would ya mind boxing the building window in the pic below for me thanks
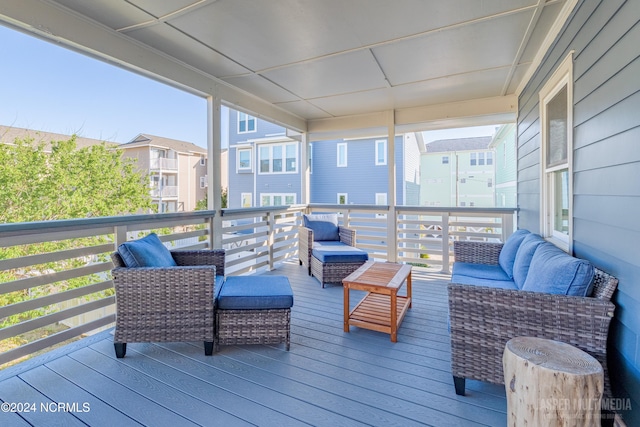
[375,193,387,218]
[470,153,477,166]
[486,151,493,165]
[442,156,449,164]
[200,155,205,166]
[258,143,297,174]
[241,193,252,208]
[238,112,256,133]
[540,52,573,251]
[337,143,347,167]
[260,193,296,207]
[237,148,252,171]
[200,176,207,189]
[337,193,348,204]
[375,140,387,165]
[309,143,313,174]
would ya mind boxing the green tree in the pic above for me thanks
[0,136,152,222]
[196,187,228,210]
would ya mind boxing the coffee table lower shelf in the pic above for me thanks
[347,293,411,340]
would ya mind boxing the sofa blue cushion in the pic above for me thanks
[312,241,369,263]
[452,262,512,281]
[451,273,518,290]
[522,243,595,296]
[217,276,294,310]
[117,233,177,268]
[498,229,530,279]
[512,233,545,289]
[304,213,340,241]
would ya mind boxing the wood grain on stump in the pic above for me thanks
[503,336,603,427]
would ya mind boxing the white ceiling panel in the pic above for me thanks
[520,1,566,64]
[222,74,301,104]
[53,0,152,30]
[126,0,206,19]
[127,25,250,78]
[273,100,333,121]
[261,50,388,100]
[373,9,535,86]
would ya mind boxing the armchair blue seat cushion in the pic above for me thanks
[312,241,369,263]
[522,243,595,296]
[498,229,530,279]
[117,233,177,268]
[303,213,340,241]
[217,276,294,310]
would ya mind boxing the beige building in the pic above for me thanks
[119,134,218,213]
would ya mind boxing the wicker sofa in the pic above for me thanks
[299,213,368,287]
[448,231,618,397]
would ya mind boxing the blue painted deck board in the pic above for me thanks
[0,260,507,426]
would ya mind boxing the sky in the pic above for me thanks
[1,24,497,149]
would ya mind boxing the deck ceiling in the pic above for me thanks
[1,0,570,134]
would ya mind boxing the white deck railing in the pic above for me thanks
[0,205,516,367]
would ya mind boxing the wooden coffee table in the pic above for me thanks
[342,261,412,342]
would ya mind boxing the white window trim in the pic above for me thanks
[375,192,388,218]
[375,139,387,165]
[200,155,205,166]
[337,193,348,205]
[539,51,574,253]
[337,143,347,167]
[199,176,207,189]
[237,147,253,171]
[241,192,252,208]
[257,142,298,174]
[237,112,257,134]
[260,193,296,207]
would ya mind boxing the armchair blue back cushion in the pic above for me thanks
[303,213,340,241]
[117,233,177,267]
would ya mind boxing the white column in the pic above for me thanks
[300,132,309,206]
[387,110,397,262]
[207,96,223,249]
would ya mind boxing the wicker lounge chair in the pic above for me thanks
[448,240,618,397]
[110,249,225,358]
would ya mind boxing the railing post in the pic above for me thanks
[114,225,127,248]
[268,211,275,270]
[387,205,397,262]
[502,212,515,242]
[441,212,450,274]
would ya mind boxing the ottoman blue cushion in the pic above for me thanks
[311,241,369,263]
[217,276,294,310]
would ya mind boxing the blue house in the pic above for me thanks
[228,110,422,208]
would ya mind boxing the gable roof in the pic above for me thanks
[120,133,207,155]
[0,125,116,151]
[425,136,492,153]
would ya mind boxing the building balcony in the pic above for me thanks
[149,158,178,171]
[150,186,179,198]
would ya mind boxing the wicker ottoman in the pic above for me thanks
[215,276,294,352]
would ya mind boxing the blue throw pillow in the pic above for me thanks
[512,233,545,289]
[303,213,340,241]
[498,229,530,279]
[117,233,177,267]
[522,243,595,296]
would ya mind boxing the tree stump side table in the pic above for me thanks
[503,336,603,427]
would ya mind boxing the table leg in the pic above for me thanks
[390,291,397,342]
[343,284,350,333]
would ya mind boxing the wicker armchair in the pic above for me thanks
[110,249,225,358]
[299,226,366,287]
[448,240,618,397]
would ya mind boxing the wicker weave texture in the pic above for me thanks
[452,241,503,264]
[110,249,225,345]
[448,252,618,397]
[215,308,291,350]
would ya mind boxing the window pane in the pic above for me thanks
[261,195,270,206]
[470,153,477,166]
[478,153,485,166]
[546,86,568,168]
[286,144,296,172]
[239,150,251,168]
[553,169,570,235]
[442,156,449,164]
[273,195,282,205]
[273,146,282,172]
[259,146,270,172]
[338,194,346,204]
[487,152,493,165]
[247,117,256,132]
[285,195,294,205]
[337,144,347,166]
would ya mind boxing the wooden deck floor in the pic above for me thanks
[0,260,506,427]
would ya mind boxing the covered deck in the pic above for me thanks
[0,260,506,427]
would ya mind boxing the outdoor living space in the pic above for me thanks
[0,260,507,427]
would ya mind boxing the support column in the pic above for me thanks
[300,132,310,206]
[207,96,223,249]
[387,110,397,262]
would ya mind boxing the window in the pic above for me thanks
[237,148,252,171]
[540,52,573,251]
[200,176,207,188]
[337,193,348,204]
[260,193,296,206]
[241,193,252,208]
[486,151,493,166]
[238,112,256,133]
[375,193,387,218]
[375,140,387,165]
[470,153,477,166]
[488,178,493,188]
[442,156,449,164]
[258,143,297,174]
[200,155,205,166]
[337,143,347,167]
[309,143,313,174]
